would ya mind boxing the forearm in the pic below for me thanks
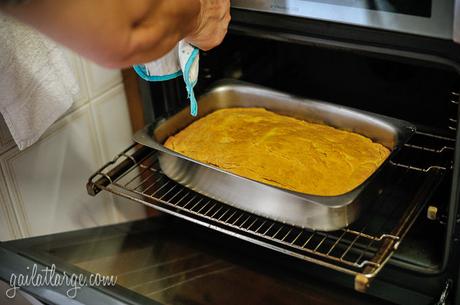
[1,0,201,67]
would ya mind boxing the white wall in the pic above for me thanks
[0,51,147,241]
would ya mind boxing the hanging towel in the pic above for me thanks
[0,14,79,150]
[134,40,200,116]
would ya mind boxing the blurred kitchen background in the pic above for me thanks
[0,50,147,241]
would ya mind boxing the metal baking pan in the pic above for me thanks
[133,80,415,231]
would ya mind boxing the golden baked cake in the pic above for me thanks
[164,108,390,196]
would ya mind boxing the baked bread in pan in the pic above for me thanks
[164,108,390,196]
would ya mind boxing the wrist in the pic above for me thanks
[180,0,201,38]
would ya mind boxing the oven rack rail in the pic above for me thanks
[87,131,453,292]
[449,91,459,132]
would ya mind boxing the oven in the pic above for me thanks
[1,1,460,305]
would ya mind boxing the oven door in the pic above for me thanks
[0,216,395,305]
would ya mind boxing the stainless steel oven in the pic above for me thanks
[233,0,454,39]
[1,1,460,305]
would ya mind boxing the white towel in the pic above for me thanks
[134,41,199,116]
[0,14,79,150]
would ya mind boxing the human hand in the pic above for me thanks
[1,0,203,68]
[186,0,231,51]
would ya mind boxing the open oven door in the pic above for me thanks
[0,216,397,305]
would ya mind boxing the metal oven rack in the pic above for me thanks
[87,131,454,292]
[449,91,459,133]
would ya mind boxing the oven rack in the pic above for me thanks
[449,91,459,132]
[87,131,453,292]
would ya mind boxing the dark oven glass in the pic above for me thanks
[1,217,394,305]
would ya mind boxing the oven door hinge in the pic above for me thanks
[433,279,452,305]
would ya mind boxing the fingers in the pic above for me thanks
[186,0,231,51]
[104,0,201,67]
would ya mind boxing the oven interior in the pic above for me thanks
[85,33,460,304]
[150,34,459,134]
[143,32,458,277]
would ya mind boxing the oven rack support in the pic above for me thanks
[87,131,452,292]
[449,92,459,132]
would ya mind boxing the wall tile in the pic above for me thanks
[0,104,117,237]
[82,60,122,99]
[90,84,134,160]
[0,212,18,241]
[90,84,147,221]
[0,49,146,239]
[0,212,14,241]
[111,196,147,223]
[0,167,20,241]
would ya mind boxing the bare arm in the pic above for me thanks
[1,0,230,68]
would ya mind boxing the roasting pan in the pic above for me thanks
[133,80,416,231]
